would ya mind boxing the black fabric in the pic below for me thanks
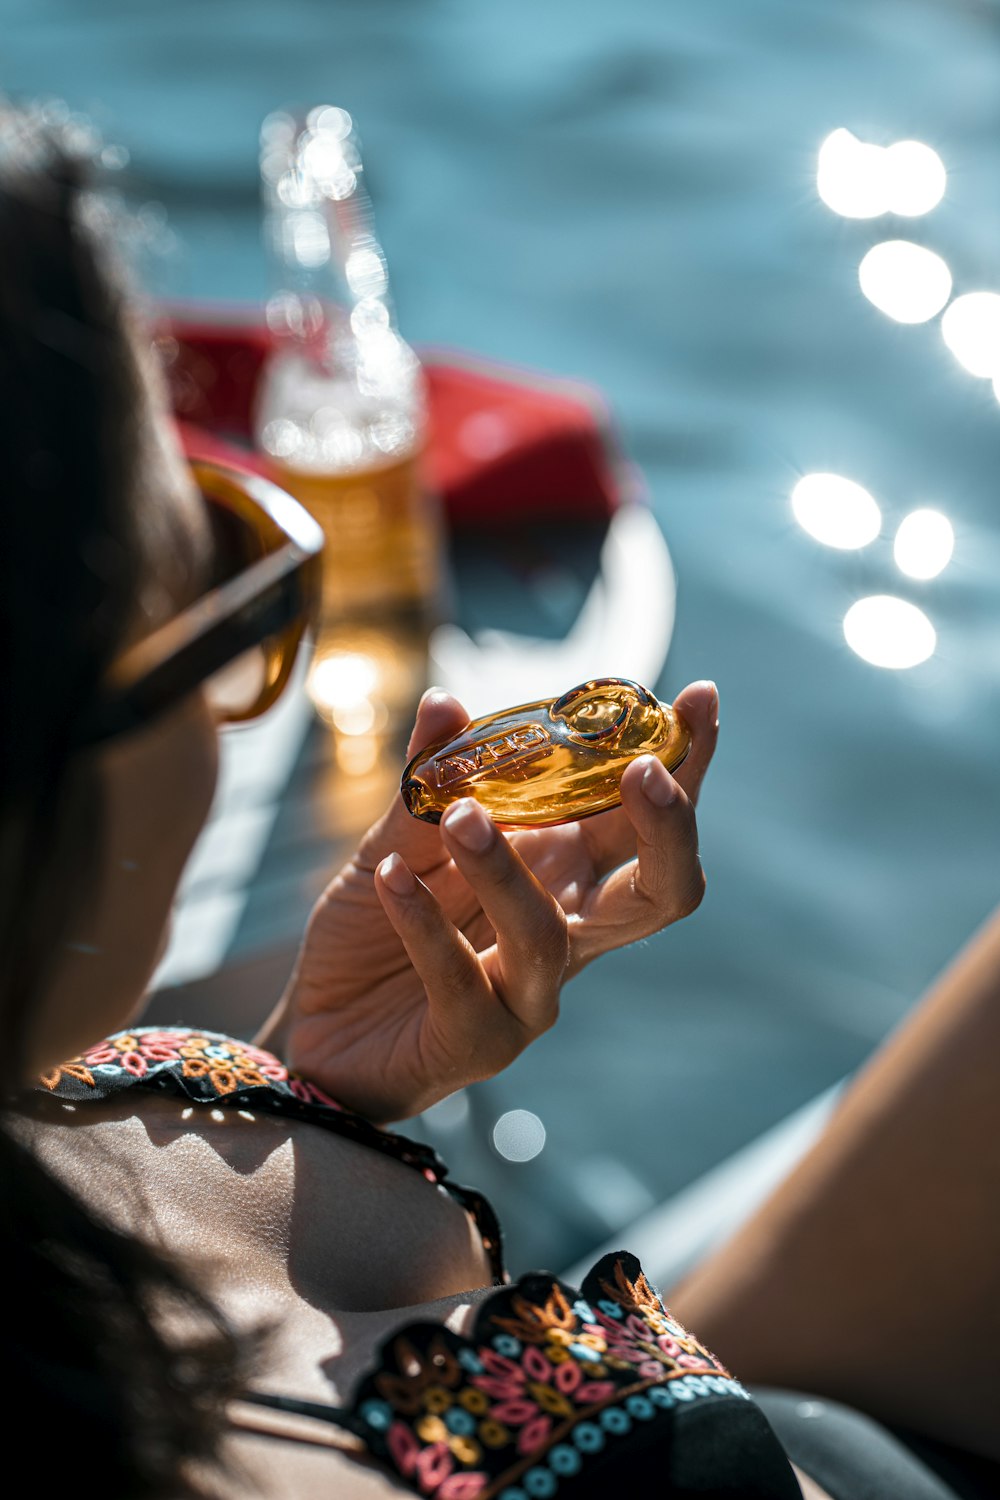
[752,1389,1000,1500]
[247,1253,802,1499]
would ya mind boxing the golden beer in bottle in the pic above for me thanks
[256,106,442,746]
[402,677,690,827]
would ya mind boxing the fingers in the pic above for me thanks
[374,796,568,1039]
[581,680,719,877]
[439,799,569,1030]
[355,688,471,875]
[374,851,495,1031]
[572,753,705,970]
[405,688,469,760]
[669,680,719,807]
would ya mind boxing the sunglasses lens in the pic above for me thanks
[205,646,271,720]
[202,490,300,725]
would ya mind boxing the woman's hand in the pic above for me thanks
[259,680,718,1123]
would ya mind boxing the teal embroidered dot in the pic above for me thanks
[445,1406,476,1436]
[568,1342,601,1363]
[672,1380,695,1401]
[523,1468,557,1498]
[205,1045,231,1059]
[499,1490,529,1500]
[706,1376,729,1395]
[626,1394,654,1421]
[572,1422,604,1453]
[684,1376,708,1397]
[600,1407,631,1435]
[549,1444,581,1476]
[457,1349,485,1374]
[360,1399,392,1430]
[650,1385,675,1409]
[597,1299,622,1319]
[493,1334,521,1357]
[572,1299,595,1322]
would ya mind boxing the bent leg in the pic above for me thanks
[670,904,1000,1461]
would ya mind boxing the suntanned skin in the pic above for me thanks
[19,1095,836,1500]
[22,393,755,1490]
[671,902,1000,1466]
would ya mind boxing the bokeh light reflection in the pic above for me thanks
[893,509,954,580]
[858,241,952,324]
[492,1109,546,1163]
[817,130,945,219]
[817,129,888,218]
[941,293,1000,379]
[791,473,881,549]
[883,140,947,216]
[843,596,936,669]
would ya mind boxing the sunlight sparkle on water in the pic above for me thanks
[843,596,936,669]
[893,509,954,580]
[791,473,881,550]
[941,293,1000,379]
[858,241,952,324]
[817,130,945,219]
[882,140,947,216]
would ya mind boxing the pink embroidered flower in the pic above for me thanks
[384,1432,488,1499]
[84,1046,121,1066]
[438,1476,487,1500]
[516,1412,552,1455]
[473,1341,613,1423]
[289,1077,342,1108]
[139,1043,181,1061]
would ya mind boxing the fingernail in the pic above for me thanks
[379,852,415,896]
[420,685,447,707]
[442,798,495,853]
[640,756,677,807]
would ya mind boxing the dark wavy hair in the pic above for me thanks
[0,105,249,1495]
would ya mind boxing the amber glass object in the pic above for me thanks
[401,677,690,827]
[256,106,443,737]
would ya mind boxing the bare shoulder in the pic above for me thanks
[207,1423,412,1499]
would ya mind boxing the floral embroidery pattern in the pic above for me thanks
[35,1027,504,1283]
[353,1252,750,1500]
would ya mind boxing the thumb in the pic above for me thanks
[356,689,471,872]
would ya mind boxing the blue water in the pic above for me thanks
[5,0,1000,1270]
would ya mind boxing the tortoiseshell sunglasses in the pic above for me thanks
[74,461,324,747]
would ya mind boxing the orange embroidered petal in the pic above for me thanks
[61,1063,95,1087]
[478,1421,510,1448]
[458,1389,489,1415]
[209,1068,238,1095]
[182,1058,211,1078]
[493,1282,574,1344]
[530,1384,573,1417]
[39,1068,62,1091]
[235,1067,267,1088]
[449,1436,482,1466]
[600,1258,663,1316]
[415,1415,448,1444]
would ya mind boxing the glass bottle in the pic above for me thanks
[255,106,443,760]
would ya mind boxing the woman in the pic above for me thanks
[3,106,997,1500]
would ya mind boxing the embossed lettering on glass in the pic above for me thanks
[402,677,691,827]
